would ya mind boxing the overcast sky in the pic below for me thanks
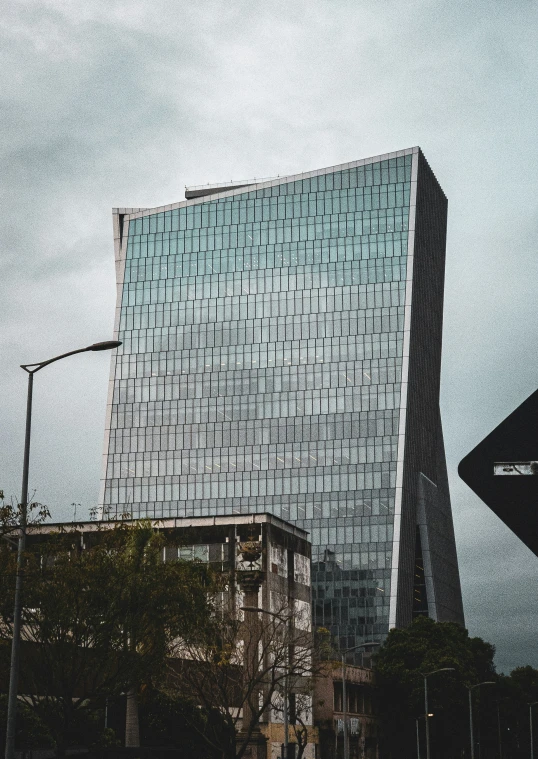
[1,0,537,674]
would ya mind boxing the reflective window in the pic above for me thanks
[104,155,414,649]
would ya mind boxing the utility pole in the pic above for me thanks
[5,340,121,759]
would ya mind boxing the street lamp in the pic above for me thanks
[341,641,381,759]
[241,606,292,759]
[5,339,121,759]
[529,702,538,759]
[416,714,434,759]
[422,668,455,759]
[468,681,495,759]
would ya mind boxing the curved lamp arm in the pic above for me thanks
[21,340,122,374]
[6,337,121,759]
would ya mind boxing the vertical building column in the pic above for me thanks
[237,536,267,759]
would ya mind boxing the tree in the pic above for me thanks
[0,521,213,755]
[495,666,538,759]
[374,616,496,759]
[0,489,49,540]
[103,521,214,746]
[167,598,318,759]
[138,688,224,757]
[272,690,312,759]
[0,694,55,750]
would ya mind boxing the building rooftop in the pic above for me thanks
[28,512,309,539]
[113,146,419,218]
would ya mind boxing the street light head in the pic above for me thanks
[470,680,496,690]
[423,667,456,678]
[343,641,381,655]
[87,340,122,351]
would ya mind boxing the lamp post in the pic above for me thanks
[5,340,121,759]
[341,641,380,759]
[529,702,538,759]
[468,681,495,759]
[496,701,503,759]
[416,714,434,759]
[422,668,455,759]
[241,606,292,759]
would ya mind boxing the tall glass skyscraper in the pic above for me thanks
[100,147,464,653]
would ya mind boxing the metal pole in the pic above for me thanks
[424,677,430,759]
[343,654,348,759]
[497,702,502,759]
[469,688,475,759]
[4,340,120,759]
[5,371,33,759]
[530,704,534,759]
[283,670,288,759]
[281,611,292,759]
[416,718,421,759]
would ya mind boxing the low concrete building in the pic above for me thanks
[28,512,318,759]
[314,662,379,759]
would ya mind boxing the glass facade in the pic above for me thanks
[101,149,463,656]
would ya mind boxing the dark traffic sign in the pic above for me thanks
[458,389,538,557]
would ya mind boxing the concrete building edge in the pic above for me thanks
[388,149,419,629]
[97,211,130,519]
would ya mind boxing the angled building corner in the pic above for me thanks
[391,151,464,628]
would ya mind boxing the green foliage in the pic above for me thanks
[315,626,336,661]
[495,666,538,759]
[91,727,122,749]
[374,617,496,759]
[139,688,225,757]
[34,701,122,750]
[0,521,214,751]
[376,616,495,699]
[0,489,50,537]
[100,521,214,679]
[506,665,538,701]
[0,695,55,749]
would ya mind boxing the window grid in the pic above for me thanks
[105,157,412,645]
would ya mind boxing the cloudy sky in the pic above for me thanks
[2,0,538,673]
